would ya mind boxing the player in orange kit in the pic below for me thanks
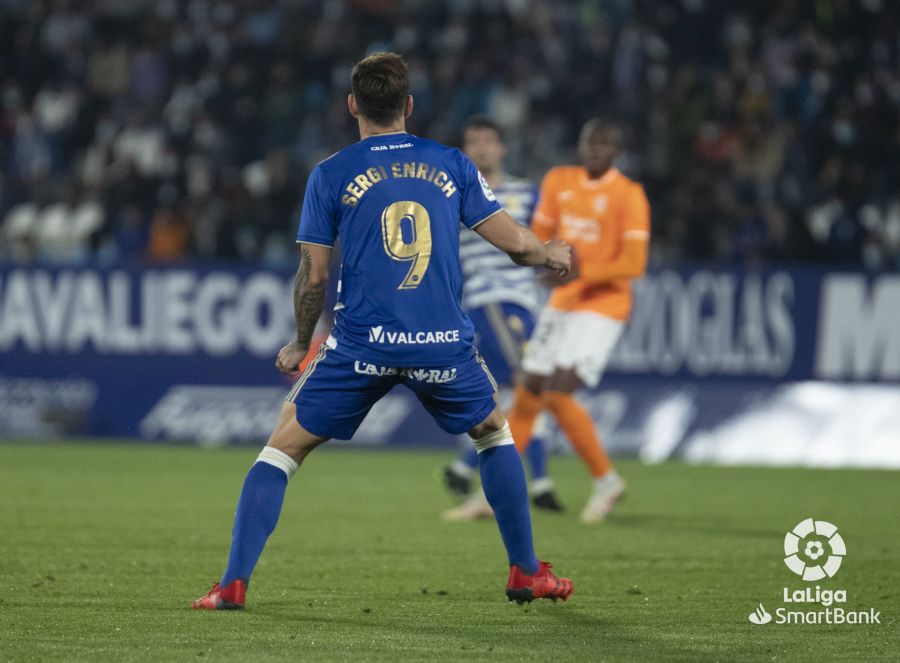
[508,118,650,523]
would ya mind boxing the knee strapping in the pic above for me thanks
[256,446,299,479]
[472,422,515,453]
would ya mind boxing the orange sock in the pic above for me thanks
[542,391,612,478]
[507,384,543,452]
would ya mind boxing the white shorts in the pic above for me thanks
[521,308,624,388]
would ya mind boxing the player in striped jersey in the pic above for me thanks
[442,116,562,520]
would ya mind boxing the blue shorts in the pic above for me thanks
[466,302,536,385]
[286,341,498,440]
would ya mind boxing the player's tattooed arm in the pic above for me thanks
[293,246,328,347]
[276,243,331,375]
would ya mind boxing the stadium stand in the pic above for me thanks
[1,0,899,268]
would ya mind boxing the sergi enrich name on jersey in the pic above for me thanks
[341,162,458,206]
[368,326,461,345]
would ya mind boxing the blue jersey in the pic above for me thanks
[297,131,502,367]
[459,176,540,311]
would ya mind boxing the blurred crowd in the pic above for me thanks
[1,0,899,268]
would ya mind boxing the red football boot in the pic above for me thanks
[191,580,247,610]
[506,561,573,604]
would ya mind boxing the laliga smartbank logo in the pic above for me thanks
[747,518,881,626]
[783,517,845,580]
[748,603,772,625]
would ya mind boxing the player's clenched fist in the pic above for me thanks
[544,240,572,278]
[275,341,308,375]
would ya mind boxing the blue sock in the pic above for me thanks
[479,444,539,574]
[461,446,479,470]
[525,437,548,480]
[220,461,289,586]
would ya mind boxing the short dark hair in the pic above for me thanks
[579,117,625,146]
[462,115,504,143]
[351,52,410,125]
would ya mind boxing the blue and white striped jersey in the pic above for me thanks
[459,176,541,311]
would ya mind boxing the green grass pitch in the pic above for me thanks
[0,442,897,662]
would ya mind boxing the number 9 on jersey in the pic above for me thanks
[381,201,432,289]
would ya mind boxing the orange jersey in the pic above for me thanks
[532,166,650,320]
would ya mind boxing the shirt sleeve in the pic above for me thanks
[457,151,503,229]
[578,183,651,284]
[296,165,338,247]
[531,169,560,242]
[622,183,651,241]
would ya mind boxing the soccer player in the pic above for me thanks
[192,52,573,610]
[441,115,563,517]
[507,118,650,524]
